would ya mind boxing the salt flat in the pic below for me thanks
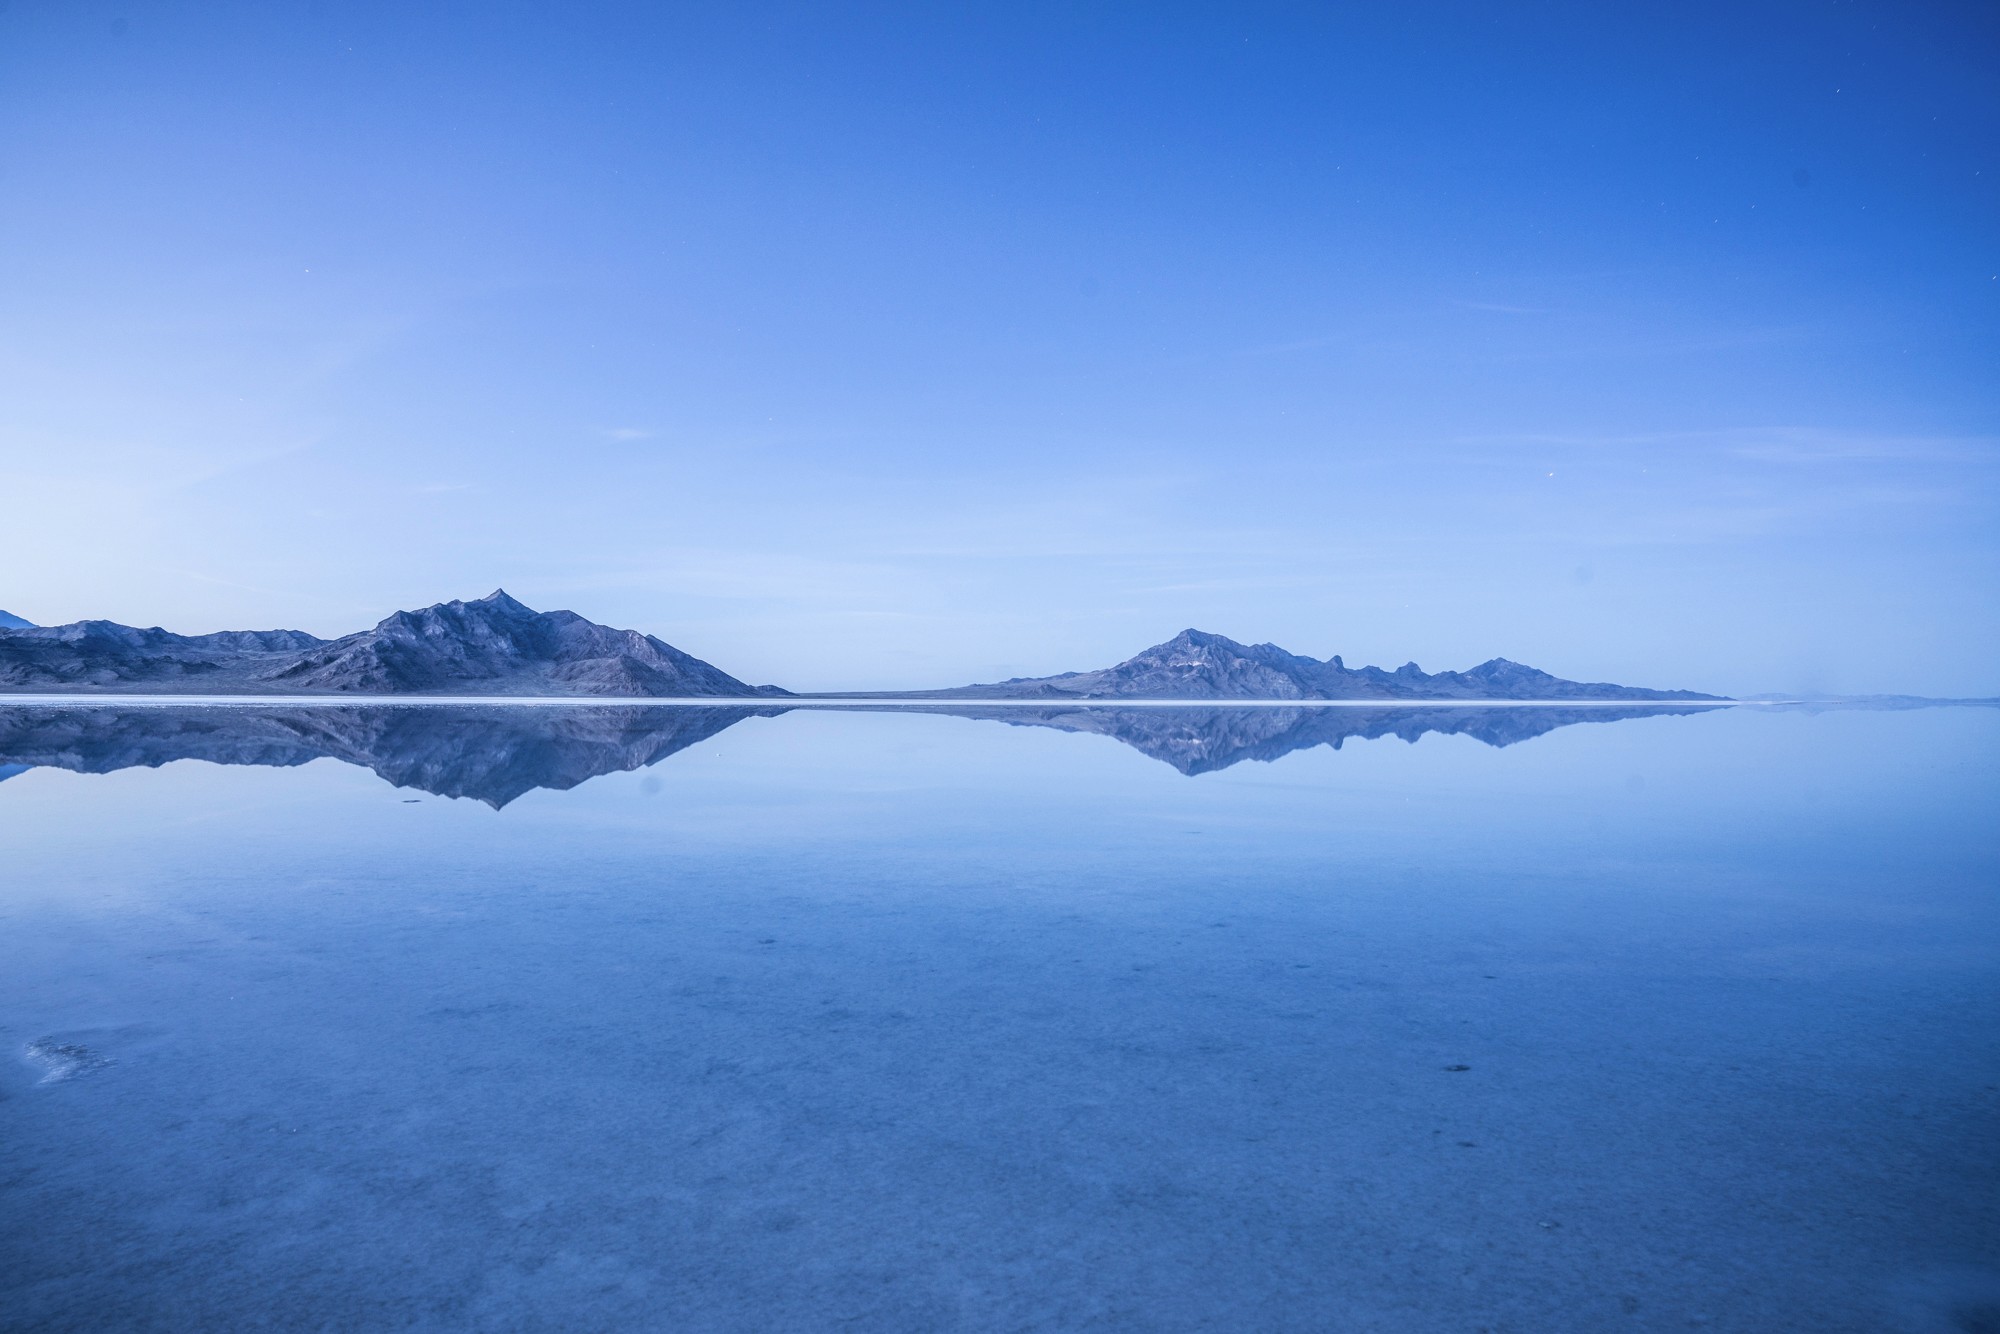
[1,704,1994,1332]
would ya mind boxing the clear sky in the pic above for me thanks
[2,1,1994,694]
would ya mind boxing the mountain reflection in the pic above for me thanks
[924,703,1715,775]
[0,701,1716,804]
[0,704,786,808]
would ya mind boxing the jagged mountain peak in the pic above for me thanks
[378,588,535,628]
[1133,628,1300,664]
[467,588,538,617]
[1138,628,1241,658]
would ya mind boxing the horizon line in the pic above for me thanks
[0,694,1748,709]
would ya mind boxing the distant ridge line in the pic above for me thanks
[3,591,1722,700]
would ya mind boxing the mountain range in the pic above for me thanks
[0,591,787,697]
[0,592,1718,700]
[857,627,1718,702]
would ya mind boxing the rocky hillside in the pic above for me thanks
[0,591,786,697]
[908,629,1718,701]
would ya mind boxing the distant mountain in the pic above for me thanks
[0,620,331,691]
[0,602,1714,700]
[0,610,35,629]
[0,591,787,697]
[878,629,1719,701]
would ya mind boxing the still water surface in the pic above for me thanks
[2,703,1996,1332]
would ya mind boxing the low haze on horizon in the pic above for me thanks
[2,1,1995,696]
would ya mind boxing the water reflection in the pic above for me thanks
[0,701,1732,804]
[934,702,1716,775]
[0,704,785,807]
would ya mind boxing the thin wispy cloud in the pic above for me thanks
[1449,427,1998,467]
[1229,334,1345,357]
[1482,323,1824,363]
[1456,300,1549,315]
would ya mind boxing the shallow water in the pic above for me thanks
[2,704,1996,1332]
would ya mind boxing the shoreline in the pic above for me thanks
[0,694,1745,709]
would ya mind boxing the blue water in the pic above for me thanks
[2,704,1996,1332]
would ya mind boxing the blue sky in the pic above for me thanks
[2,1,1994,694]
